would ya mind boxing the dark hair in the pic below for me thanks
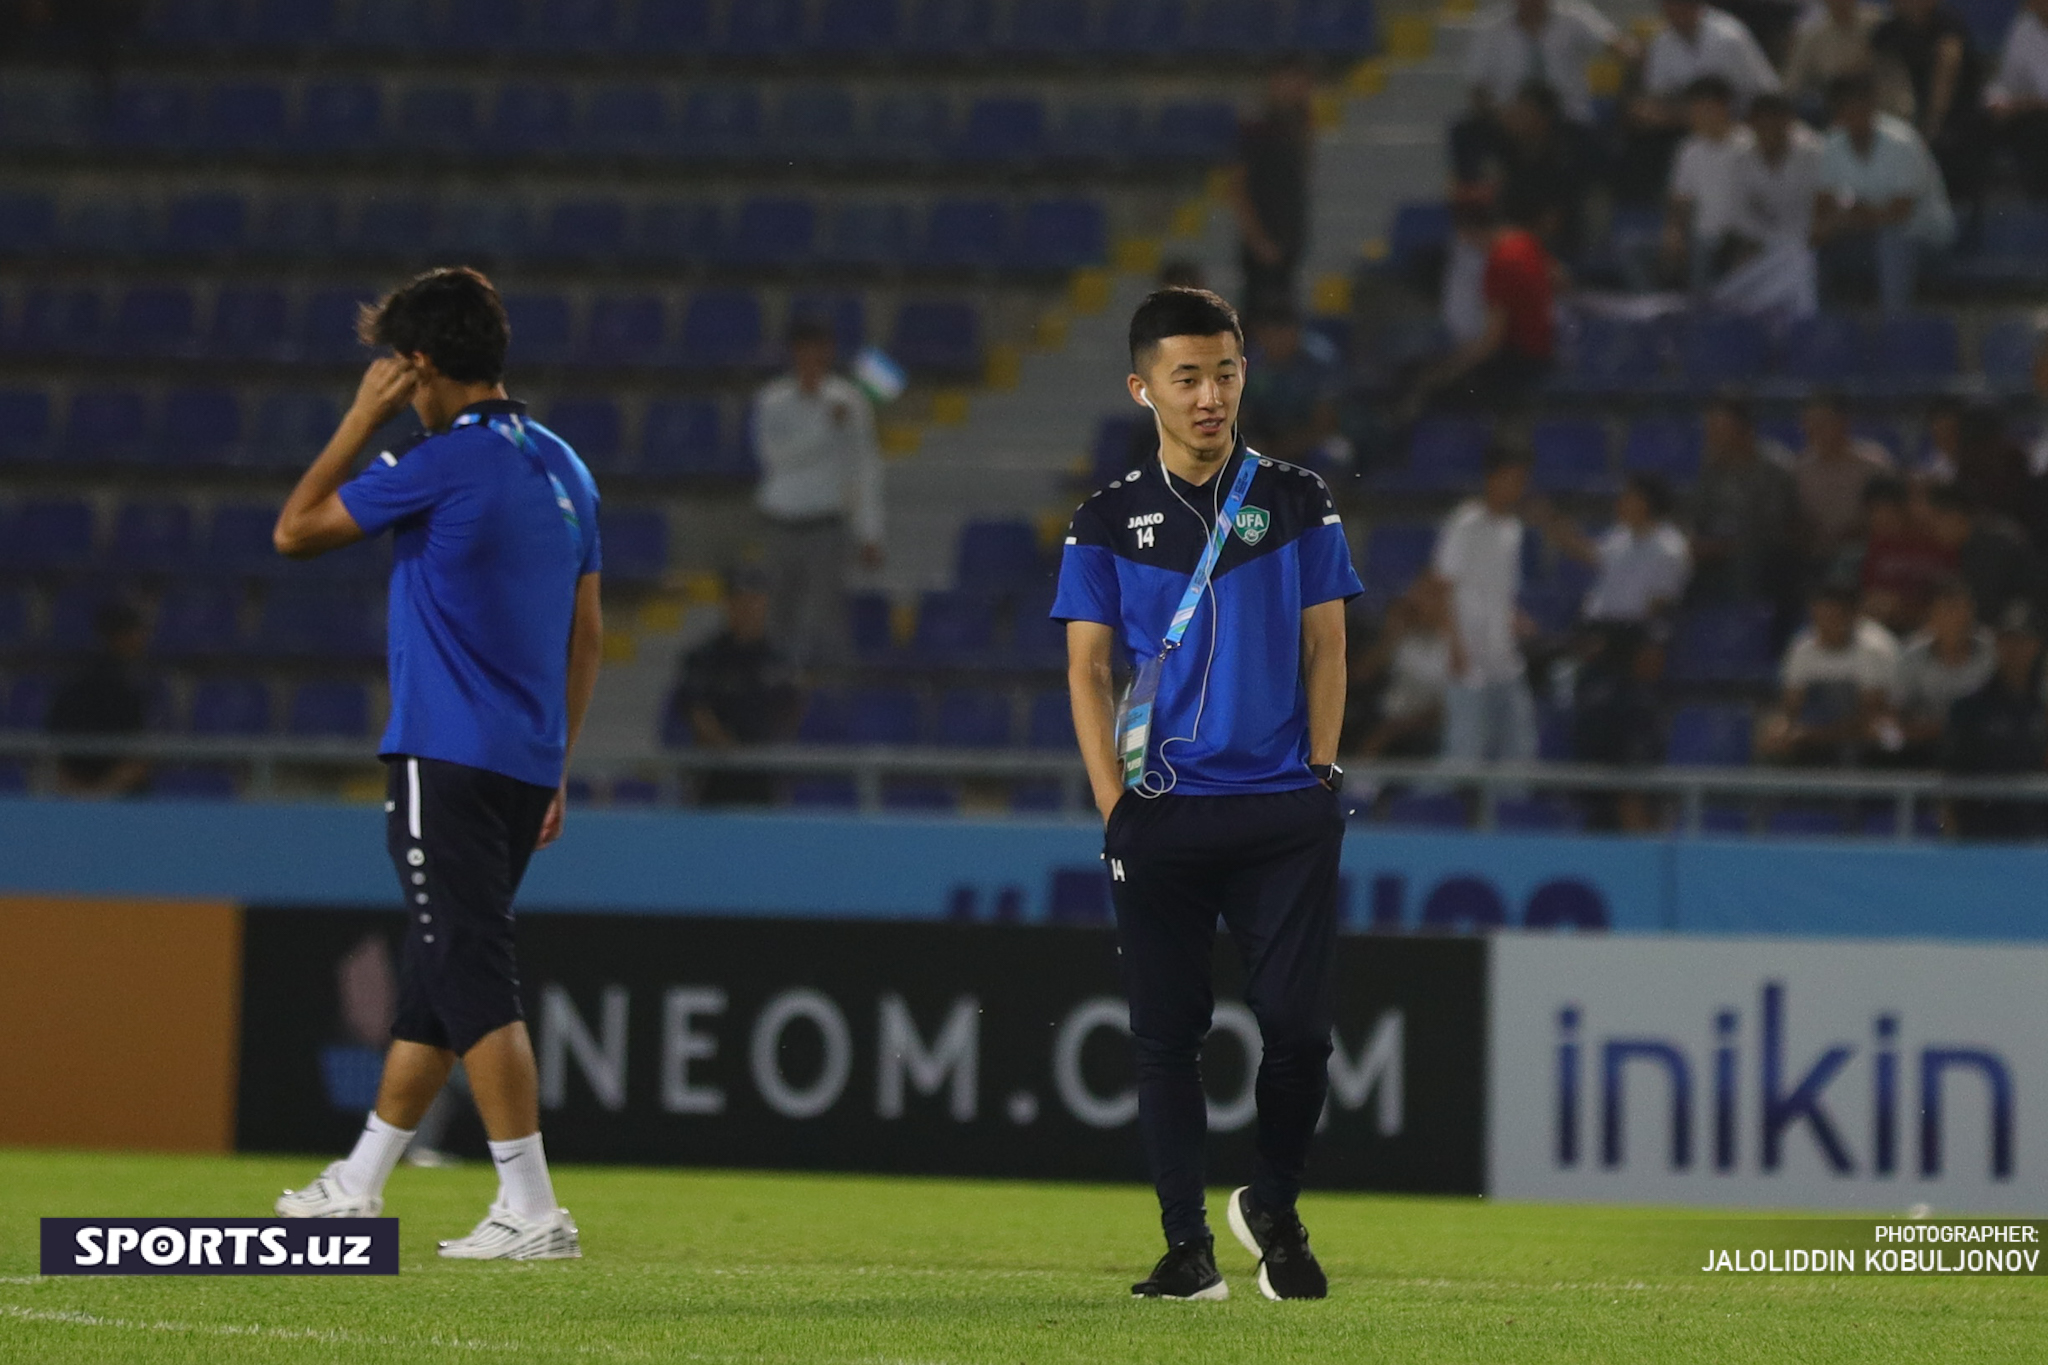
[1827,71,1877,107]
[1862,474,1909,508]
[1684,74,1735,105]
[1483,440,1533,475]
[1127,287,1243,372]
[1748,91,1795,121]
[1813,582,1860,610]
[1625,471,1675,519]
[786,315,837,350]
[357,266,508,384]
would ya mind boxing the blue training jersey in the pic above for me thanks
[1051,445,1363,796]
[338,398,602,789]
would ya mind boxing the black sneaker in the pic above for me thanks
[1131,1234,1228,1301]
[1226,1186,1328,1300]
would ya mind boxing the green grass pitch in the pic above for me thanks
[0,1149,2040,1363]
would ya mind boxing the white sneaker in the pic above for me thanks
[437,1203,581,1260]
[275,1161,383,1218]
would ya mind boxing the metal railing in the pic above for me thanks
[10,734,2048,838]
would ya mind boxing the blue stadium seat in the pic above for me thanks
[488,83,574,152]
[203,82,289,149]
[934,689,1012,747]
[1969,200,2048,273]
[890,301,981,373]
[189,677,271,735]
[1010,589,1065,667]
[1098,0,1187,52]
[1049,102,1144,165]
[1191,0,1282,53]
[210,286,291,360]
[954,97,1046,163]
[152,583,243,655]
[1009,198,1107,270]
[536,198,625,262]
[395,87,478,152]
[257,193,343,256]
[787,293,867,354]
[678,290,765,369]
[252,392,339,467]
[1383,792,1468,829]
[1494,797,1583,832]
[680,84,764,158]
[813,0,900,49]
[1529,419,1612,494]
[1,675,52,731]
[0,759,23,793]
[204,503,287,575]
[956,519,1045,595]
[725,197,817,266]
[17,287,103,354]
[1091,413,1147,482]
[773,86,860,160]
[112,286,198,358]
[641,399,733,475]
[1552,314,1664,391]
[46,585,132,663]
[103,81,196,148]
[1779,313,1867,386]
[164,192,247,255]
[1386,201,1451,275]
[0,389,53,462]
[443,195,533,259]
[797,690,853,743]
[1762,806,1846,837]
[0,590,28,650]
[151,766,238,800]
[721,0,804,51]
[352,194,437,258]
[1666,704,1753,766]
[824,201,914,265]
[583,85,667,153]
[1872,313,1959,386]
[257,584,383,657]
[143,0,242,47]
[289,679,370,737]
[904,0,994,53]
[1680,314,1768,387]
[1981,316,2038,392]
[921,199,1009,268]
[295,80,383,150]
[542,398,625,471]
[1293,0,1377,48]
[611,777,660,805]
[1011,781,1064,814]
[583,293,666,364]
[631,200,725,263]
[788,777,860,808]
[528,0,618,49]
[883,781,957,812]
[1952,0,2020,56]
[108,501,194,572]
[868,91,952,158]
[0,192,55,254]
[11,499,96,571]
[300,286,376,360]
[848,687,922,744]
[1666,603,1776,684]
[1621,416,1702,483]
[61,194,153,255]
[434,0,525,48]
[1007,0,1091,51]
[1026,691,1076,749]
[1144,100,1238,159]
[600,508,669,581]
[847,592,895,662]
[911,590,996,663]
[161,389,244,465]
[503,292,575,364]
[1403,417,1489,490]
[60,390,149,464]
[1362,521,1436,591]
[249,0,338,44]
[632,0,713,49]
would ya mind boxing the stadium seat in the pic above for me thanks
[59,390,148,464]
[632,0,713,49]
[725,198,817,267]
[203,503,287,575]
[528,0,619,50]
[488,83,575,152]
[152,583,243,655]
[1680,314,1768,387]
[1402,418,1490,490]
[824,201,914,266]
[1385,201,1450,276]
[249,0,338,45]
[787,778,859,808]
[904,0,995,54]
[847,592,896,663]
[1293,0,1377,49]
[813,0,900,49]
[890,301,981,373]
[502,292,575,364]
[1,675,53,731]
[934,689,1012,747]
[536,198,626,262]
[720,0,803,51]
[1779,313,1866,386]
[680,85,765,158]
[911,591,996,663]
[631,199,726,263]
[1529,419,1613,494]
[787,293,867,354]
[0,192,55,254]
[1009,198,1107,271]
[882,781,957,812]
[1666,603,1776,684]
[599,508,669,582]
[288,679,371,737]
[1621,417,1702,484]
[252,392,339,466]
[202,82,289,150]
[611,777,660,806]
[1382,792,1468,829]
[1981,316,2039,391]
[395,87,479,153]
[1872,313,1959,386]
[1666,704,1753,766]
[209,286,292,360]
[1049,101,1145,165]
[300,286,377,360]
[1011,781,1064,814]
[1009,590,1066,667]
[1494,797,1583,832]
[44,582,120,652]
[1144,100,1238,160]
[1027,690,1076,749]
[1552,313,1663,391]
[543,398,626,472]
[583,86,667,154]
[257,193,343,257]
[295,80,383,150]
[955,519,1046,596]
[16,286,103,354]
[0,590,25,651]
[678,290,765,369]
[774,87,860,160]
[353,194,439,259]
[160,389,244,465]
[1098,0,1188,53]
[164,192,248,255]
[256,583,383,657]
[1191,0,1283,53]
[795,690,852,744]
[1361,522,1436,592]
[103,503,192,578]
[954,97,1047,163]
[110,286,199,358]
[189,677,272,734]
[103,81,196,148]
[151,766,239,800]
[583,293,667,365]
[1008,0,1092,52]
[921,199,1009,268]
[432,0,525,47]
[849,688,923,744]
[61,194,153,255]
[1766,806,1848,837]
[0,390,53,462]
[0,759,23,793]
[868,91,952,159]
[640,399,730,475]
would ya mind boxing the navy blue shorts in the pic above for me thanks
[385,756,555,1056]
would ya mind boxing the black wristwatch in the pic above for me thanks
[1310,762,1344,793]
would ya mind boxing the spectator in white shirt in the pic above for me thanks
[1758,583,1901,763]
[1888,578,1995,761]
[750,317,885,670]
[1658,76,1756,288]
[1784,0,1913,119]
[1351,576,1455,759]
[1813,71,1956,313]
[1617,0,1781,201]
[1987,0,2048,195]
[1711,92,1826,316]
[1429,445,1539,765]
[1454,0,1635,181]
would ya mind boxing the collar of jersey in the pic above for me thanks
[446,397,528,431]
[1159,442,1249,501]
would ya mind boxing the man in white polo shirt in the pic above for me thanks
[1813,71,1956,312]
[1431,444,1537,765]
[1618,0,1780,200]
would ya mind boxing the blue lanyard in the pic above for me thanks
[1161,450,1259,652]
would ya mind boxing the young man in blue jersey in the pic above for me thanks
[269,267,604,1261]
[1054,288,1362,1302]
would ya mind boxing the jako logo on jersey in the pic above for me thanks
[1234,506,1270,545]
[1126,513,1164,529]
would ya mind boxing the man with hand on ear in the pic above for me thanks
[1052,288,1363,1303]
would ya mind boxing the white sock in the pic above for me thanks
[487,1133,558,1219]
[335,1114,414,1200]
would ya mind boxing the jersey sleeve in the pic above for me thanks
[338,437,447,537]
[1296,477,1364,607]
[1051,501,1120,627]
[577,470,603,577]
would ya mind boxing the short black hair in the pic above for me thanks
[786,315,837,350]
[1625,471,1675,519]
[1127,287,1243,372]
[1685,74,1735,106]
[358,266,509,384]
[1813,582,1860,610]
